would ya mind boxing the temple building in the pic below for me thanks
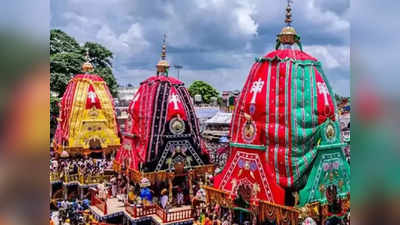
[205,2,350,225]
[52,51,121,157]
[114,35,212,204]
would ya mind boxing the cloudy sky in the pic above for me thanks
[50,0,350,96]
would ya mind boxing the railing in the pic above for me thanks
[165,207,193,223]
[125,205,157,218]
[124,204,193,223]
[50,171,113,185]
[83,175,104,184]
[93,195,107,215]
[155,204,166,222]
[258,200,299,225]
[127,165,216,185]
[50,172,61,182]
[64,174,80,183]
[203,185,300,225]
[202,185,232,207]
[83,174,112,184]
[125,205,136,218]
[90,189,107,215]
[136,205,157,217]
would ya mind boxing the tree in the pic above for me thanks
[50,29,119,136]
[50,95,60,137]
[50,29,118,97]
[50,29,81,55]
[335,93,350,106]
[188,81,219,104]
[50,52,84,95]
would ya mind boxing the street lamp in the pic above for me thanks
[173,64,183,80]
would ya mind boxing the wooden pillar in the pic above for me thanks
[80,186,84,200]
[188,170,194,201]
[78,169,84,184]
[168,172,174,203]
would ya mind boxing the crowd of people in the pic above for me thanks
[97,173,130,200]
[192,201,238,225]
[50,157,114,179]
[50,199,94,225]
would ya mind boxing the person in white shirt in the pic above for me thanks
[177,192,184,206]
[160,189,168,209]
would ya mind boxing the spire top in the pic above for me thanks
[82,48,94,73]
[285,0,293,26]
[276,0,302,50]
[156,33,170,76]
[161,33,167,60]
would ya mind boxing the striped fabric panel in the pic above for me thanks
[264,63,272,163]
[69,80,89,138]
[267,61,278,183]
[289,64,319,188]
[277,62,287,186]
[291,63,301,182]
[61,79,77,141]
[147,82,162,160]
[284,62,293,187]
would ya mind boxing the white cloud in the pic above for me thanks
[233,0,258,36]
[330,78,350,97]
[305,0,350,34]
[195,0,225,9]
[303,45,349,70]
[96,23,149,56]
[303,45,349,96]
[51,0,349,95]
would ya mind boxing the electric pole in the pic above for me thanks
[173,64,183,80]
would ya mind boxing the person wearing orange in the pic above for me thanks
[204,213,212,225]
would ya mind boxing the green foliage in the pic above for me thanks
[335,93,350,105]
[50,95,60,137]
[50,29,81,55]
[83,42,113,68]
[50,29,119,137]
[50,52,84,95]
[50,29,118,97]
[188,80,219,104]
[94,66,118,97]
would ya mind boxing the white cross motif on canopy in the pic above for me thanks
[87,91,97,103]
[317,82,329,106]
[169,93,181,110]
[250,78,264,104]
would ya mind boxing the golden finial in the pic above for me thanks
[82,48,94,73]
[161,33,167,60]
[285,0,293,26]
[156,33,170,76]
[277,0,299,47]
